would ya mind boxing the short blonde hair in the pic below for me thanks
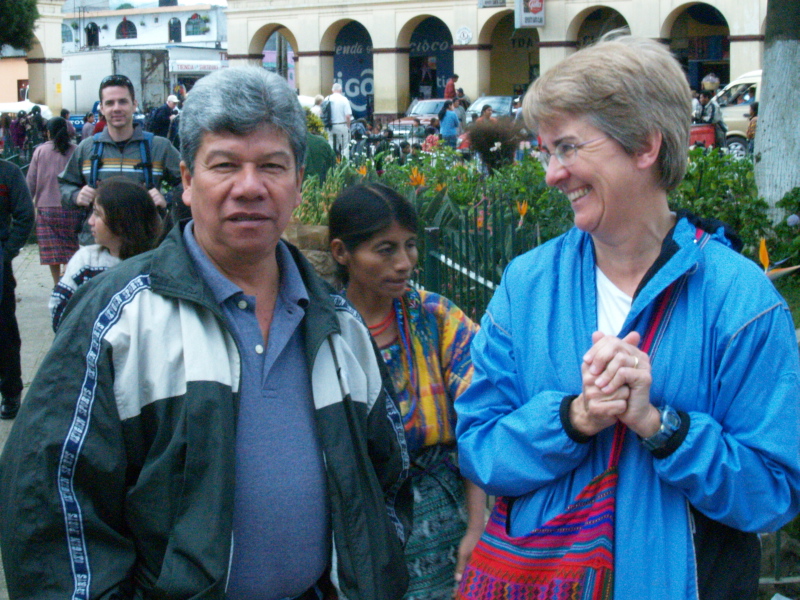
[523,34,692,192]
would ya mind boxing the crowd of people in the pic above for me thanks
[0,33,797,600]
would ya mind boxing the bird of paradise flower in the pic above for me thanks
[759,238,800,280]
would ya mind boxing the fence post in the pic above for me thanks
[424,227,440,292]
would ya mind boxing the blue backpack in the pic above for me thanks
[89,131,154,189]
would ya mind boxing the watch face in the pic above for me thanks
[662,407,681,431]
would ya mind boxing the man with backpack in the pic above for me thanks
[324,82,352,158]
[59,74,181,242]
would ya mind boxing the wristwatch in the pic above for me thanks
[641,405,681,451]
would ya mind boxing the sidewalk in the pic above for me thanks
[0,243,56,599]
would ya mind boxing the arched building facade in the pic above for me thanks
[226,0,766,120]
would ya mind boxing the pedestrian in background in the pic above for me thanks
[327,82,352,158]
[444,74,459,99]
[26,117,80,286]
[747,101,759,155]
[60,108,76,139]
[81,112,96,141]
[0,159,34,420]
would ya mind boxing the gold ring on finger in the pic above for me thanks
[633,356,639,369]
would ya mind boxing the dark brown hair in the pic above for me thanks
[95,177,162,259]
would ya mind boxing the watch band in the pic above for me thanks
[641,405,681,452]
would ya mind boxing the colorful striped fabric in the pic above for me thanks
[456,422,623,600]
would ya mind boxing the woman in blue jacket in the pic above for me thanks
[456,34,800,600]
[438,100,461,148]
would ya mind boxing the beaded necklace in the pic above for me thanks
[367,307,395,337]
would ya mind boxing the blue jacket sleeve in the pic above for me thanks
[655,300,800,532]
[455,278,592,498]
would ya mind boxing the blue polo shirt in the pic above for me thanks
[184,223,330,600]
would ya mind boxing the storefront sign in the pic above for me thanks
[334,22,374,119]
[515,0,545,28]
[479,0,506,7]
[169,60,224,73]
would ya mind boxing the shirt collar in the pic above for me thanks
[183,221,309,309]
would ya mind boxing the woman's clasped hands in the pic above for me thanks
[570,331,661,438]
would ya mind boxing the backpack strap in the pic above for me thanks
[89,132,105,189]
[137,131,154,189]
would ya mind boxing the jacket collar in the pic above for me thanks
[148,221,340,364]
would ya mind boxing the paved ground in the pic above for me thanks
[0,243,56,599]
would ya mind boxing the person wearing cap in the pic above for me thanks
[149,94,180,139]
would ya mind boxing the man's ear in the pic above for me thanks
[180,162,192,207]
[330,239,349,267]
[294,166,305,208]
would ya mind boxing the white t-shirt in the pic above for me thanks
[595,266,632,336]
[328,92,352,126]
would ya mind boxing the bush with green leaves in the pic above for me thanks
[297,143,774,265]
[668,147,770,258]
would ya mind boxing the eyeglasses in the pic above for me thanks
[100,74,133,88]
[538,136,607,170]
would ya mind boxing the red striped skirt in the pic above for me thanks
[36,207,84,265]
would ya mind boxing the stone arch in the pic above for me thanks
[262,29,299,89]
[332,21,374,118]
[664,2,730,90]
[569,5,630,48]
[399,16,453,99]
[248,23,299,60]
[482,10,540,95]
[116,19,137,40]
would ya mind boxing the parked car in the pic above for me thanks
[388,98,448,139]
[465,95,515,124]
[714,69,761,158]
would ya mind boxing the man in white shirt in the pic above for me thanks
[327,83,352,158]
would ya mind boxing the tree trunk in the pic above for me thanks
[755,0,800,223]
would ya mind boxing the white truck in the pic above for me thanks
[61,48,170,117]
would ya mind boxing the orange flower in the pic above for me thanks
[516,200,529,218]
[409,167,426,187]
[356,165,367,176]
[435,183,446,192]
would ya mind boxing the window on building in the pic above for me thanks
[116,19,137,40]
[186,13,204,36]
[169,18,182,43]
[62,24,74,43]
[86,22,100,48]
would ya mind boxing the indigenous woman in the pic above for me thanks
[329,183,486,600]
[26,117,80,285]
[456,34,800,600]
[50,177,161,330]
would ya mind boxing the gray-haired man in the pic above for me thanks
[0,67,410,600]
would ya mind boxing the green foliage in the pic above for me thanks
[772,187,800,264]
[297,144,773,268]
[305,108,327,140]
[0,0,40,51]
[117,3,135,8]
[669,147,770,259]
